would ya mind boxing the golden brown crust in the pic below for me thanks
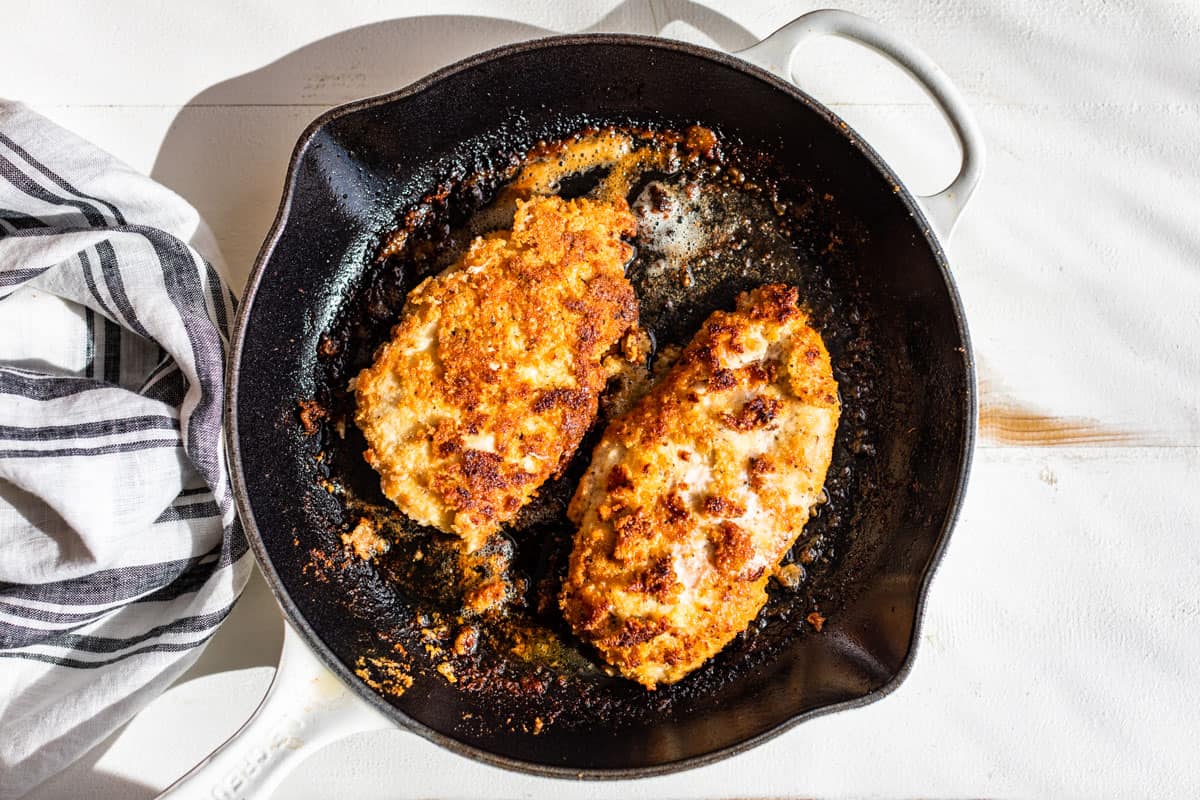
[355,195,638,551]
[559,284,840,688]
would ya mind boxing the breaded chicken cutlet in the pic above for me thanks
[560,284,840,688]
[355,195,639,552]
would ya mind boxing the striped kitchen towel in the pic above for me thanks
[0,102,250,797]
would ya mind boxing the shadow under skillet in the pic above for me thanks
[149,3,757,288]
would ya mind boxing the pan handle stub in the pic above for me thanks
[156,624,389,800]
[736,9,985,241]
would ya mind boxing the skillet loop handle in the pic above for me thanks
[156,624,389,800]
[736,9,985,241]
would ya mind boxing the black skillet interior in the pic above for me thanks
[230,35,973,776]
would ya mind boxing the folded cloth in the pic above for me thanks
[0,103,250,797]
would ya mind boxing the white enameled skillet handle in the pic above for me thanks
[735,9,985,241]
[156,624,389,800]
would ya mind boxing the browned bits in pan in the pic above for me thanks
[302,120,876,731]
[296,398,327,435]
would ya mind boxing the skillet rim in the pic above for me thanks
[225,31,977,779]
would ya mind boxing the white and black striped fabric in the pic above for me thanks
[0,103,250,797]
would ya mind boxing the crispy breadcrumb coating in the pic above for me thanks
[355,195,638,551]
[560,284,840,688]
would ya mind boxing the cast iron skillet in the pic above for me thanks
[169,9,983,796]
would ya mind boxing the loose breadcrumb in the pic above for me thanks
[341,517,389,560]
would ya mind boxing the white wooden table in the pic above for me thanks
[7,1,1200,797]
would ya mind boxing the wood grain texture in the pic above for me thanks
[977,373,1162,448]
[979,403,1143,446]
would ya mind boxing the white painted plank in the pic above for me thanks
[6,1,1200,107]
[2,1,654,106]
[658,0,1200,107]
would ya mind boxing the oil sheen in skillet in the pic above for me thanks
[304,122,877,734]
